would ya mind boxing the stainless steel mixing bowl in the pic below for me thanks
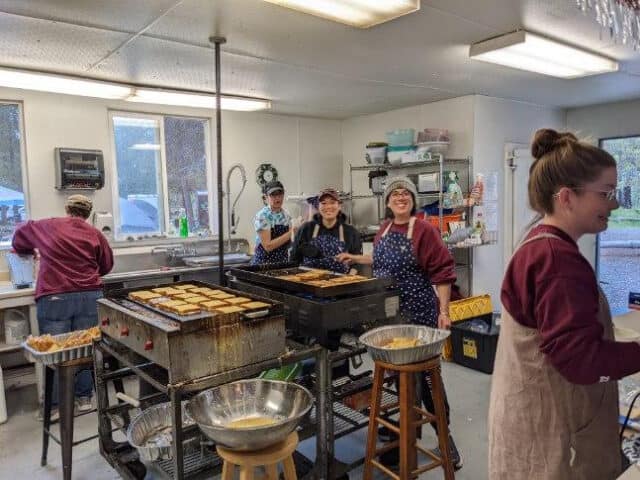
[126,401,196,462]
[187,379,313,451]
[359,324,450,365]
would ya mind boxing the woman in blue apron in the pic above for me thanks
[290,187,362,273]
[337,176,462,469]
[250,180,294,265]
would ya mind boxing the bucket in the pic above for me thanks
[4,309,29,345]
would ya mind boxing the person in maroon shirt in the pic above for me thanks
[13,194,113,417]
[489,129,640,479]
[337,176,461,470]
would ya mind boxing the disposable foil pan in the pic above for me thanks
[127,402,197,463]
[359,324,450,365]
[21,331,94,365]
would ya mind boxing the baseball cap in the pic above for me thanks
[65,194,93,212]
[264,180,284,196]
[318,187,340,202]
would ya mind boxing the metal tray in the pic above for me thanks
[108,280,284,323]
[228,264,393,298]
[22,331,95,365]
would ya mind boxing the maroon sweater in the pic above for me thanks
[12,217,114,299]
[374,218,456,285]
[502,224,640,384]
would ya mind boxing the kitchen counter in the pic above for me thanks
[0,282,35,301]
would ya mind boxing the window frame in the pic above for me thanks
[108,110,213,240]
[0,100,29,248]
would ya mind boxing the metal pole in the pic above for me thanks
[210,36,227,285]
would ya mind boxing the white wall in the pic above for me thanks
[0,87,342,270]
[472,96,565,303]
[567,98,640,266]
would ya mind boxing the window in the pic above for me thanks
[110,112,212,240]
[598,137,640,315]
[0,102,27,245]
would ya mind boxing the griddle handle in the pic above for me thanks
[242,309,269,319]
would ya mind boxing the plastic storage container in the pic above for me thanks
[4,309,29,345]
[6,253,34,289]
[365,146,387,165]
[386,129,415,146]
[450,313,500,374]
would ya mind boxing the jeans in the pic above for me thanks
[37,290,103,405]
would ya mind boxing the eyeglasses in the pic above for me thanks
[389,189,412,199]
[573,187,618,201]
[553,187,618,201]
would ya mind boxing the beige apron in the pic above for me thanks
[488,233,621,480]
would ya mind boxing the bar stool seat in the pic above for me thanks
[217,431,299,480]
[364,356,455,480]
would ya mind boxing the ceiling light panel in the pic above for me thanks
[262,0,420,28]
[127,89,271,111]
[469,31,618,79]
[0,67,131,99]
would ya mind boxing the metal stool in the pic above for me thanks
[217,431,299,480]
[41,357,127,480]
[364,357,455,480]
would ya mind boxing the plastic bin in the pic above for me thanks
[450,314,500,374]
[442,294,493,360]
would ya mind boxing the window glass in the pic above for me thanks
[111,113,211,239]
[0,103,26,244]
[598,137,640,314]
[164,116,209,235]
[113,116,164,237]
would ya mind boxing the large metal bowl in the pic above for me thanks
[187,379,313,451]
[359,324,450,365]
[127,401,196,463]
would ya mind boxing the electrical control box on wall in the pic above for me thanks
[54,148,105,190]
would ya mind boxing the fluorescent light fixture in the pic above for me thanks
[0,67,132,99]
[130,143,161,151]
[262,0,420,28]
[0,66,271,111]
[127,88,271,111]
[469,30,618,78]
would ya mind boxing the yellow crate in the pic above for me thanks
[443,295,493,360]
[449,295,493,322]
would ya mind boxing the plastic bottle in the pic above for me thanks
[179,208,189,238]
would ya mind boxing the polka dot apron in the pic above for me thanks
[373,217,438,327]
[251,224,291,265]
[302,224,349,274]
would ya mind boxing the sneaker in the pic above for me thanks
[36,408,59,422]
[430,434,463,471]
[75,396,93,413]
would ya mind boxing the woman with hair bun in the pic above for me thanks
[488,129,640,479]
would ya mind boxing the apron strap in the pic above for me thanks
[312,224,320,239]
[407,217,416,240]
[339,225,344,243]
[381,217,416,239]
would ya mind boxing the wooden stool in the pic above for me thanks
[363,356,455,480]
[217,431,299,480]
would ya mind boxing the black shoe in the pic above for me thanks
[379,447,399,468]
[431,435,463,471]
[378,425,397,442]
